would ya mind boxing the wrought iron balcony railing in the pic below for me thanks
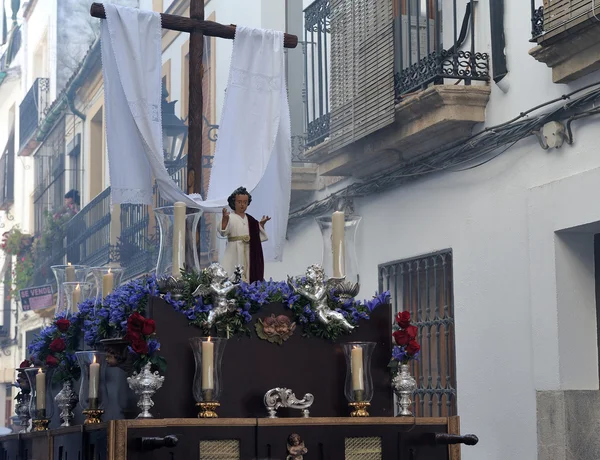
[531,2,545,40]
[19,78,50,150]
[302,0,489,150]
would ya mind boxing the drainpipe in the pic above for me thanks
[489,0,509,92]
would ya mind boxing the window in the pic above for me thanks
[0,264,11,338]
[379,250,457,416]
[0,130,15,210]
[4,384,11,428]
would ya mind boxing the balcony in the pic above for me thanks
[301,0,490,177]
[529,0,600,83]
[19,78,50,154]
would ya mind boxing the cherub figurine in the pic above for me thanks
[287,433,308,460]
[193,263,240,327]
[288,264,354,331]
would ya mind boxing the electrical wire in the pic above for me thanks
[290,82,600,222]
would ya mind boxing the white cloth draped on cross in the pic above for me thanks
[100,4,291,262]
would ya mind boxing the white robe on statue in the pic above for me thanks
[218,214,268,281]
[100,5,291,263]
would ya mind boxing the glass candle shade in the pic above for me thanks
[52,265,90,310]
[91,267,124,303]
[342,342,376,404]
[61,282,93,315]
[24,367,54,420]
[189,337,227,403]
[315,215,362,285]
[75,351,108,411]
[155,206,202,278]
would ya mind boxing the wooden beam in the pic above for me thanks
[90,3,299,48]
[187,0,204,196]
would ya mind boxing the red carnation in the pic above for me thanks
[56,319,70,332]
[406,325,418,339]
[141,319,156,336]
[406,340,421,356]
[19,360,31,369]
[130,337,149,355]
[127,312,146,333]
[393,329,411,346]
[395,311,411,329]
[46,355,59,367]
[49,338,66,353]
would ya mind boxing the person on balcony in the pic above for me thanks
[64,189,84,264]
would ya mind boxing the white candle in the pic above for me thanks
[201,338,215,391]
[65,263,75,282]
[89,355,100,399]
[35,369,46,410]
[71,284,81,307]
[102,268,114,296]
[172,202,186,277]
[351,346,364,391]
[331,211,345,278]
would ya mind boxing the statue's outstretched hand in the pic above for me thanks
[260,215,271,228]
[222,208,230,218]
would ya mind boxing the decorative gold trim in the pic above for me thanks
[31,418,50,431]
[448,415,461,460]
[349,402,371,417]
[197,402,220,418]
[83,409,104,425]
[257,417,449,426]
[108,420,128,460]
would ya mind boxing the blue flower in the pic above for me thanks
[392,345,406,362]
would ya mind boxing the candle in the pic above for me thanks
[65,263,75,282]
[35,368,46,410]
[351,346,364,391]
[172,202,186,277]
[201,337,215,391]
[89,355,100,400]
[102,268,114,297]
[331,211,345,278]
[71,284,81,307]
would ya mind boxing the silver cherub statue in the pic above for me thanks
[288,264,354,331]
[193,263,242,327]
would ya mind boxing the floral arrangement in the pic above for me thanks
[163,269,390,342]
[123,312,165,373]
[1,228,35,296]
[389,310,421,370]
[28,314,81,383]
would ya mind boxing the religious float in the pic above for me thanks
[0,3,479,460]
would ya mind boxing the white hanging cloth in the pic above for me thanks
[100,4,291,261]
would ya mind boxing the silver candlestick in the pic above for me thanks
[127,363,164,419]
[55,380,79,427]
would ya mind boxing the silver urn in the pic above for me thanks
[55,380,79,427]
[392,364,417,416]
[15,394,31,432]
[127,362,164,419]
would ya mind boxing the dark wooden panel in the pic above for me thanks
[0,435,20,460]
[20,432,50,460]
[125,425,256,460]
[52,428,83,460]
[85,426,108,460]
[149,298,393,419]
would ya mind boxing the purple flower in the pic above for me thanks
[392,346,406,362]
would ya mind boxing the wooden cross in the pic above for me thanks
[90,2,298,197]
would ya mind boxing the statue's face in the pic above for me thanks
[233,194,249,213]
[307,265,324,283]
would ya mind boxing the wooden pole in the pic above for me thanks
[188,0,204,196]
[90,3,299,48]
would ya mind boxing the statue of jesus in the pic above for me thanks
[219,187,270,283]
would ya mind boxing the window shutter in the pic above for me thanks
[329,0,395,153]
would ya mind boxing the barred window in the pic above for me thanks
[378,250,457,416]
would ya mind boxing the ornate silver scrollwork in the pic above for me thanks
[264,388,314,418]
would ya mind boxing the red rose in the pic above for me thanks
[141,319,156,336]
[131,337,149,355]
[46,355,59,367]
[395,311,411,328]
[127,312,146,333]
[125,330,141,342]
[406,325,418,339]
[393,329,411,346]
[49,338,66,353]
[406,340,421,356]
[56,319,70,332]
[19,360,31,368]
